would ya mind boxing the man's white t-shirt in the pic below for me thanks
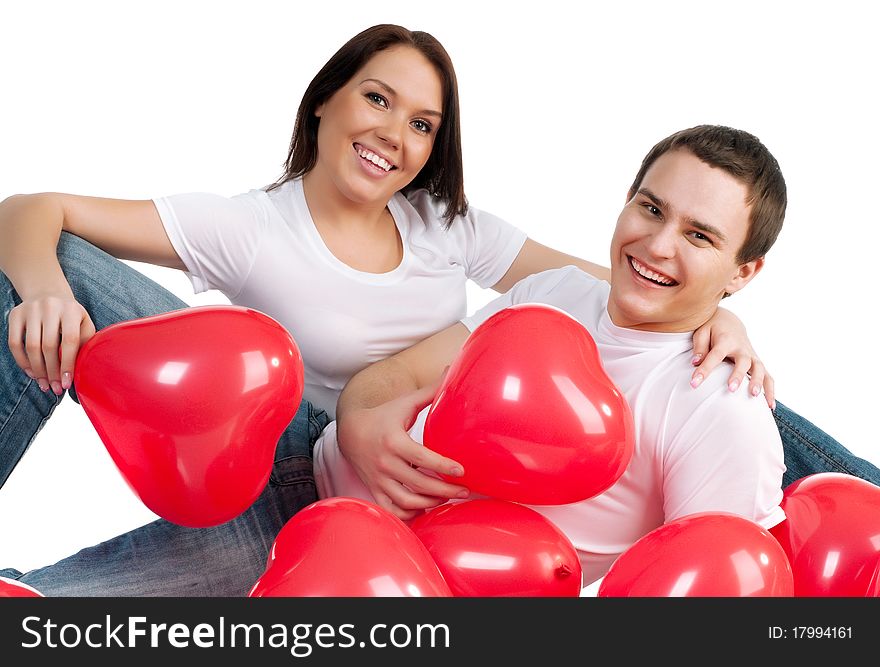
[153,178,527,418]
[313,266,786,585]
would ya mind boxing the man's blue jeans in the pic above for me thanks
[1,233,878,595]
[0,232,328,596]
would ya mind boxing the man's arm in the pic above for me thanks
[335,322,472,518]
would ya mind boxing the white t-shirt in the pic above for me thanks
[313,266,786,585]
[153,178,527,418]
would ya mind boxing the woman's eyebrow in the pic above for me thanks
[359,78,443,119]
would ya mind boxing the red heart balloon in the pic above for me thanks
[248,497,452,597]
[75,305,303,528]
[0,576,44,597]
[411,499,582,597]
[769,472,880,596]
[423,304,634,505]
[867,558,880,597]
[598,512,794,597]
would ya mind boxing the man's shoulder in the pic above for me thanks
[508,266,609,319]
[666,365,780,441]
[519,265,609,294]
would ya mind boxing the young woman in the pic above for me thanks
[0,24,872,596]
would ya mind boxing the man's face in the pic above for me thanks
[607,149,762,333]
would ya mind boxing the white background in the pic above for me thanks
[1,0,878,594]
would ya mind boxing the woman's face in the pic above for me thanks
[311,45,444,207]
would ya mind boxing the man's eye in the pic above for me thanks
[689,231,712,244]
[643,204,661,216]
[366,92,388,108]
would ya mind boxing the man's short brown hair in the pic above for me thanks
[628,125,787,264]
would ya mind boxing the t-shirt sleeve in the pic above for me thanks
[152,191,265,298]
[459,206,527,289]
[661,394,787,530]
[405,190,527,289]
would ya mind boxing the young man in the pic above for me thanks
[314,124,789,585]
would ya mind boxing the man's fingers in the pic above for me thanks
[381,474,457,513]
[403,466,469,498]
[392,428,464,478]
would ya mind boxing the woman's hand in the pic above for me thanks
[336,381,469,521]
[690,307,775,409]
[7,293,96,396]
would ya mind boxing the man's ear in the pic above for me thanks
[725,257,765,296]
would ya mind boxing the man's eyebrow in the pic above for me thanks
[637,187,728,243]
[359,78,443,118]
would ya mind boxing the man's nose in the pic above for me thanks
[645,223,677,259]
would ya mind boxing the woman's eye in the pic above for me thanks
[411,119,432,134]
[366,92,388,108]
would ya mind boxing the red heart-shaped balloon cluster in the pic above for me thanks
[75,306,303,527]
[0,576,44,598]
[598,511,794,597]
[770,472,880,596]
[411,499,582,597]
[423,303,634,505]
[248,497,452,597]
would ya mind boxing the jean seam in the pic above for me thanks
[775,410,851,474]
[0,377,32,442]
[0,378,58,486]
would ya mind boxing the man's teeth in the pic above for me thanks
[357,147,393,172]
[631,257,675,285]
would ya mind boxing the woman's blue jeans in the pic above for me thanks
[0,232,328,596]
[2,233,879,595]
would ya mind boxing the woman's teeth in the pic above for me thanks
[357,147,394,172]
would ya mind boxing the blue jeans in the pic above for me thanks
[1,232,329,596]
[774,401,880,488]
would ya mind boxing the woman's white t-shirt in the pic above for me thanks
[153,178,527,418]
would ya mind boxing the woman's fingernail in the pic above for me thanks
[24,369,35,379]
[456,489,470,499]
[691,354,702,365]
[729,379,740,392]
[771,401,777,411]
[61,372,72,390]
[450,466,464,477]
[38,380,50,392]
[751,385,761,397]
[51,381,63,396]
[690,373,703,388]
